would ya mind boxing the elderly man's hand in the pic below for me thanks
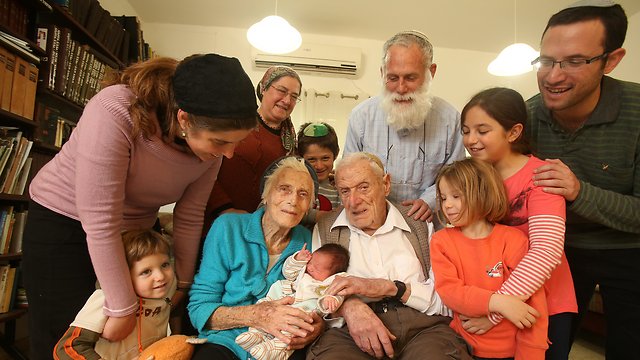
[326,276,395,299]
[252,297,315,344]
[342,298,396,359]
[401,199,433,222]
[532,159,581,201]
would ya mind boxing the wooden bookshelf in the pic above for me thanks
[38,1,123,69]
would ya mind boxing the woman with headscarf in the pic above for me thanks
[204,66,302,231]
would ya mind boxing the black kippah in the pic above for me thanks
[173,54,257,119]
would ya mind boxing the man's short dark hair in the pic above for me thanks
[543,4,627,53]
[316,243,350,273]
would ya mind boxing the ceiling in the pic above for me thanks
[127,0,640,54]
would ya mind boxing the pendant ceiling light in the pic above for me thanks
[247,0,302,54]
[488,0,539,76]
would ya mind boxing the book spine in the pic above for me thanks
[9,56,28,116]
[0,46,7,110]
[0,50,14,111]
[22,62,38,119]
[53,27,71,94]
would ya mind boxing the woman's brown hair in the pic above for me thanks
[104,57,180,141]
[461,87,530,155]
[105,55,258,143]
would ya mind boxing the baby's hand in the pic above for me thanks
[295,243,312,261]
[320,296,340,313]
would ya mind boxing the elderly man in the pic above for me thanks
[526,2,640,359]
[307,153,471,360]
[343,31,465,222]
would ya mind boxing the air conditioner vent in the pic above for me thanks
[253,44,361,77]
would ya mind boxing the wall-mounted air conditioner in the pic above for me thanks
[252,44,361,77]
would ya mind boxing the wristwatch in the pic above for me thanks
[392,280,407,302]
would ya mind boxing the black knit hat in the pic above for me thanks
[173,54,257,119]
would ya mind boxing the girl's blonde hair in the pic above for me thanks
[435,158,509,226]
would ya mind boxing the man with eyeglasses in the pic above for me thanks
[526,2,640,359]
[343,31,465,225]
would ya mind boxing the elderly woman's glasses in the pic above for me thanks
[272,85,302,103]
[531,53,609,73]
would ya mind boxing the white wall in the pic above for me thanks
[99,1,639,216]
[612,10,640,83]
[101,0,639,110]
[124,23,540,110]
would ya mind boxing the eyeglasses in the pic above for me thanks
[531,53,609,73]
[271,85,301,103]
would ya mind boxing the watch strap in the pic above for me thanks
[392,280,406,301]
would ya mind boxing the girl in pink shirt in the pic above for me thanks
[461,87,577,359]
[23,54,258,359]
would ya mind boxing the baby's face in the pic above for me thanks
[305,252,336,281]
[130,253,174,299]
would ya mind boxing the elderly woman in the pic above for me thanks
[204,66,303,231]
[189,156,323,359]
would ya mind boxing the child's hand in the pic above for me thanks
[295,243,312,261]
[488,294,539,329]
[320,296,340,313]
[459,314,494,335]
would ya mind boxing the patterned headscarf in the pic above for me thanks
[257,66,302,155]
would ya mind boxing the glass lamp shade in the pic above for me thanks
[488,43,539,76]
[247,15,302,54]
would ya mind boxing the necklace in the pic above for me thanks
[258,112,282,131]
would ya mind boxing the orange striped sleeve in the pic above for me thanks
[53,326,101,360]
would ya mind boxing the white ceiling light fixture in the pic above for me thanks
[247,0,302,55]
[488,0,539,76]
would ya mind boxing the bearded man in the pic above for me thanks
[343,31,465,222]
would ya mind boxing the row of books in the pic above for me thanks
[36,24,115,106]
[0,264,20,313]
[56,0,137,64]
[0,43,39,120]
[0,128,33,195]
[0,0,30,39]
[0,206,26,255]
[34,103,77,148]
[115,15,150,65]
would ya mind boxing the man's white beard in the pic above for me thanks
[381,75,433,131]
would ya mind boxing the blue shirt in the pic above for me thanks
[188,207,311,359]
[344,95,465,210]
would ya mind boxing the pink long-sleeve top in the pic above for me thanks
[29,85,221,317]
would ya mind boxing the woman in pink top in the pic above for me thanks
[22,54,258,359]
[460,87,577,360]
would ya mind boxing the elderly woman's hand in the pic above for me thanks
[251,297,315,344]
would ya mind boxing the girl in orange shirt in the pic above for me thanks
[431,158,548,360]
